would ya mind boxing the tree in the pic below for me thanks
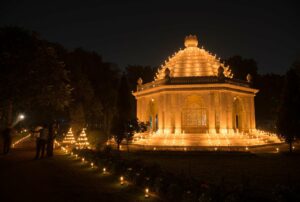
[0,26,72,126]
[125,118,140,152]
[65,48,119,140]
[223,55,258,83]
[255,74,284,131]
[111,73,132,150]
[276,65,300,153]
[126,65,157,119]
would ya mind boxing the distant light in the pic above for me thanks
[145,188,149,198]
[18,114,25,120]
[120,176,124,185]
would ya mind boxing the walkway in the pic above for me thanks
[0,137,156,202]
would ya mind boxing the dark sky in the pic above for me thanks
[1,0,299,74]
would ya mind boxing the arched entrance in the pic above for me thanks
[181,95,207,133]
[232,98,244,132]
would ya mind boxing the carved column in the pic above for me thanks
[209,92,216,133]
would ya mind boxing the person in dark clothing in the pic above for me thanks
[35,124,49,159]
[46,123,57,157]
[2,127,12,154]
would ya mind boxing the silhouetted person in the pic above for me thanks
[2,127,12,154]
[35,124,49,159]
[47,123,57,157]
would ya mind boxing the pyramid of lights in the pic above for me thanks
[62,128,76,145]
[132,35,282,148]
[75,128,90,149]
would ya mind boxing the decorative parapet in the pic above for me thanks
[136,76,250,92]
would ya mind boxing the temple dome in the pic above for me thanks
[155,35,232,80]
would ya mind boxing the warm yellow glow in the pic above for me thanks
[145,188,149,198]
[62,128,76,145]
[82,158,85,162]
[12,134,31,148]
[75,128,90,149]
[91,162,94,168]
[120,176,124,185]
[155,35,232,80]
[103,167,106,173]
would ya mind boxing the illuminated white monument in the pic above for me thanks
[132,35,281,147]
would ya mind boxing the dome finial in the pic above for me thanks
[184,35,198,47]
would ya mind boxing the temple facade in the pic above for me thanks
[133,35,258,135]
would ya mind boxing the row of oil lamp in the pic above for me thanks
[12,134,31,148]
[55,141,151,199]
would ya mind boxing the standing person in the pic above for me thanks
[46,123,57,157]
[35,123,49,159]
[34,125,43,159]
[1,127,12,154]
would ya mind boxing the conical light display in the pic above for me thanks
[76,128,90,149]
[62,128,76,145]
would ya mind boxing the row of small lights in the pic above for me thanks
[55,141,151,199]
[150,145,290,153]
[12,134,31,148]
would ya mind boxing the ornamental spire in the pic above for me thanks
[184,35,198,47]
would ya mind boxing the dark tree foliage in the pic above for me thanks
[224,55,285,131]
[116,73,132,121]
[126,65,157,119]
[255,74,284,131]
[277,64,300,152]
[111,74,132,150]
[65,48,119,137]
[224,55,258,82]
[0,26,72,126]
[126,65,157,91]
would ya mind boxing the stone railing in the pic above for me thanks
[136,76,250,92]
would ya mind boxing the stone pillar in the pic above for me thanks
[227,94,234,134]
[209,92,216,134]
[140,98,147,122]
[175,94,182,134]
[157,95,164,134]
[219,92,228,134]
[250,96,256,131]
[163,94,172,134]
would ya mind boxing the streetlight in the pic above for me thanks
[18,114,25,120]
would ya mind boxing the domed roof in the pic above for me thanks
[155,35,232,80]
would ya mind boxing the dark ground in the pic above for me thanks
[123,143,300,200]
[0,137,159,202]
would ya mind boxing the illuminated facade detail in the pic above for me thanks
[133,35,282,147]
[155,35,232,80]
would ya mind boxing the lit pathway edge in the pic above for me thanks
[55,141,158,200]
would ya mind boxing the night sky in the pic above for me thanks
[1,0,299,74]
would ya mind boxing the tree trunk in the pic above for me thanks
[7,100,13,127]
[117,142,120,151]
